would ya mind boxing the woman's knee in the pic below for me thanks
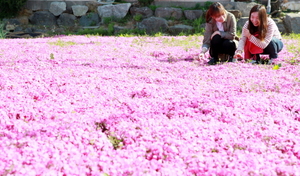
[210,34,222,45]
[264,40,278,58]
[222,40,236,48]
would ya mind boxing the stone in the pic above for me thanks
[237,17,248,29]
[18,9,33,17]
[72,5,89,17]
[228,10,242,19]
[283,13,300,34]
[277,22,286,34]
[49,2,66,16]
[281,1,300,11]
[6,31,45,39]
[138,17,168,34]
[14,26,24,32]
[29,11,57,26]
[86,1,101,12]
[183,10,203,20]
[130,7,153,19]
[4,19,21,26]
[169,24,194,35]
[57,13,77,27]
[155,7,183,20]
[97,3,131,19]
[224,3,234,10]
[17,16,29,25]
[6,24,16,31]
[79,12,100,26]
[235,2,259,17]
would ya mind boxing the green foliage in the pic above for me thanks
[194,3,202,10]
[0,0,28,19]
[148,5,160,11]
[282,33,300,40]
[181,17,205,35]
[138,0,154,6]
[0,21,7,39]
[193,17,205,32]
[103,15,131,26]
[160,36,202,49]
[48,40,77,47]
[203,1,214,10]
[103,17,113,25]
[77,28,109,36]
[77,24,114,36]
[108,135,124,150]
[236,26,243,36]
[273,63,282,70]
[107,23,114,35]
[133,14,143,22]
[50,53,54,59]
[117,28,146,36]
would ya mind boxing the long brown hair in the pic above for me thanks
[205,2,226,23]
[248,5,268,40]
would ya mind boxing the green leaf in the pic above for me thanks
[50,53,54,60]
[273,64,280,70]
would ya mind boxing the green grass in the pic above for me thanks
[0,21,7,39]
[48,39,77,47]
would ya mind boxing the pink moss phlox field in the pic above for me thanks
[0,35,300,175]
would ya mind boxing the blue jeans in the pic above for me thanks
[262,37,283,59]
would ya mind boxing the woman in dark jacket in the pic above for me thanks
[198,2,239,65]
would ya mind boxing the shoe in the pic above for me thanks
[250,60,261,64]
[208,58,217,65]
[250,54,262,64]
[267,58,274,65]
[228,56,236,63]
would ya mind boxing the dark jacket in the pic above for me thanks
[202,11,239,50]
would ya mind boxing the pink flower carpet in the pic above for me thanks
[0,35,299,175]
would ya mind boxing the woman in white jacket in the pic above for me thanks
[234,5,283,64]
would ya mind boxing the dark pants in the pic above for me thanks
[209,35,236,58]
[261,37,284,59]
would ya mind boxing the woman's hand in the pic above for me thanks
[234,50,243,59]
[195,48,208,61]
[211,31,221,39]
[243,28,251,39]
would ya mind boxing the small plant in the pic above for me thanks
[149,5,160,11]
[114,14,132,25]
[273,63,282,70]
[117,28,146,36]
[103,17,112,25]
[77,27,114,36]
[48,40,77,47]
[107,23,114,35]
[202,1,214,10]
[0,0,28,19]
[50,53,54,59]
[133,14,143,22]
[108,134,124,150]
[0,21,7,39]
[185,17,205,34]
[90,21,97,26]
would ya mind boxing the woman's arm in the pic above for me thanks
[236,21,248,52]
[202,21,213,49]
[248,18,276,49]
[220,12,236,40]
